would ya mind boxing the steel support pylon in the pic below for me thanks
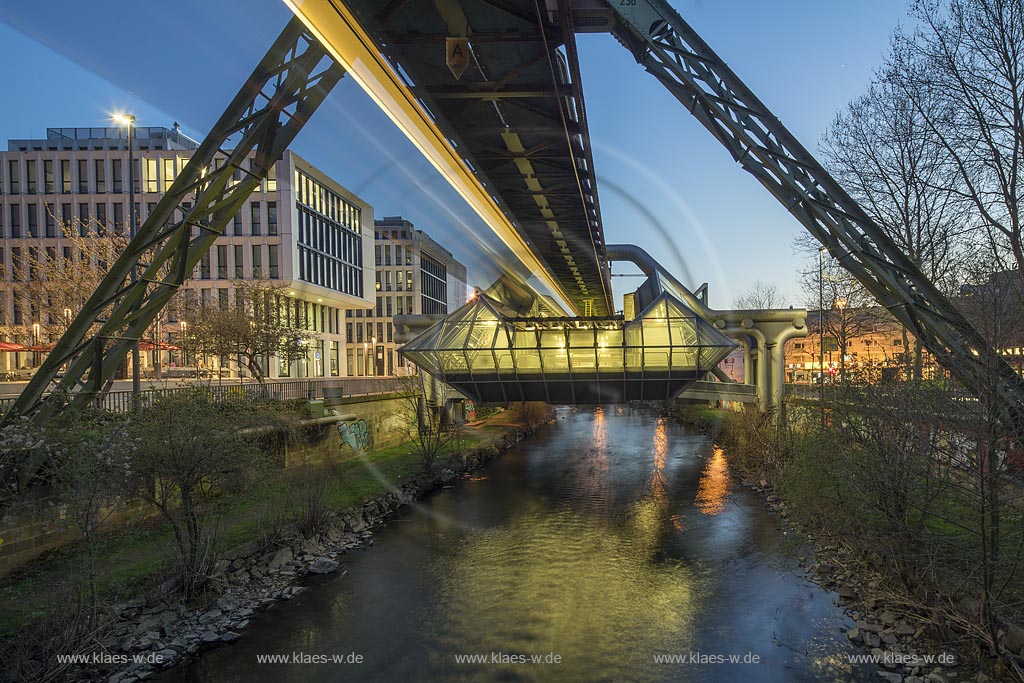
[3,17,345,482]
[590,0,1024,433]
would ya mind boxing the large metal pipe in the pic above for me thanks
[605,244,807,325]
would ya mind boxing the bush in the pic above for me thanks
[127,390,276,598]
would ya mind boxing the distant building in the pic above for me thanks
[785,307,935,383]
[345,216,468,377]
[0,125,374,378]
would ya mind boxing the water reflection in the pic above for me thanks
[434,511,698,682]
[695,446,731,515]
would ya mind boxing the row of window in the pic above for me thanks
[1,155,278,196]
[374,242,414,266]
[295,169,360,229]
[195,244,280,281]
[375,269,414,292]
[345,345,401,377]
[345,320,395,345]
[0,200,279,239]
[420,254,448,315]
[295,202,363,297]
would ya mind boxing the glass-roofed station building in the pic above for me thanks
[399,269,738,404]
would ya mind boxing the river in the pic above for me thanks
[161,405,873,682]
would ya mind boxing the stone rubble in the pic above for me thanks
[754,481,1004,683]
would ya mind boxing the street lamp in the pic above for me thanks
[818,246,826,422]
[32,323,41,367]
[113,113,141,398]
[371,336,377,376]
[363,341,369,377]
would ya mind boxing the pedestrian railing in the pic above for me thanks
[0,377,407,417]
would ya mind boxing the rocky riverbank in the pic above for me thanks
[83,425,531,683]
[754,481,1002,683]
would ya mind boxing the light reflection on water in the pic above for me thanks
[161,406,872,683]
[695,446,732,516]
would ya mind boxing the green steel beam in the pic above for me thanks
[3,17,345,484]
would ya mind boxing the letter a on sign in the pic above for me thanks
[446,37,470,80]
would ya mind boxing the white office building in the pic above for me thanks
[346,216,468,377]
[0,125,374,379]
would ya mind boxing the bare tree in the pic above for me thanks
[181,280,319,382]
[733,280,785,310]
[888,0,1024,286]
[797,241,887,378]
[821,78,971,379]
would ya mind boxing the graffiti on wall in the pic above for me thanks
[338,418,371,452]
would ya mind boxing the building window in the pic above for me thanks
[250,202,261,235]
[162,158,175,192]
[95,159,106,193]
[45,204,56,238]
[144,158,158,193]
[43,160,54,194]
[330,341,339,376]
[60,159,71,194]
[113,203,124,234]
[7,160,19,194]
[267,201,277,235]
[25,160,36,194]
[266,162,277,192]
[200,253,211,279]
[95,203,106,234]
[26,204,38,238]
[233,211,242,236]
[217,245,228,279]
[252,245,263,278]
[9,205,21,238]
[78,203,89,236]
[268,244,279,278]
[112,158,123,193]
[234,245,244,278]
[78,159,89,193]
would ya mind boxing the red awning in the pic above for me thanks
[26,343,54,352]
[139,340,182,351]
[0,341,28,351]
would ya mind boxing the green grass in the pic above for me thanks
[0,426,500,639]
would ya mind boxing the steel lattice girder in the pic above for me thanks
[579,0,1024,434]
[329,0,614,316]
[3,17,345,481]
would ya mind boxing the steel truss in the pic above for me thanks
[586,0,1024,433]
[3,17,344,477]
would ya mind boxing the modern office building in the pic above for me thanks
[0,125,374,379]
[345,216,468,377]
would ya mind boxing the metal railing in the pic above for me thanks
[0,377,406,416]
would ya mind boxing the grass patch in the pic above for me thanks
[0,427,497,639]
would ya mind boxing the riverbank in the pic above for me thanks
[667,402,1005,683]
[0,411,539,683]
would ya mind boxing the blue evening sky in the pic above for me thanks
[0,0,909,310]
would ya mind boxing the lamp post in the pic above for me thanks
[371,336,377,376]
[113,113,140,398]
[32,323,41,367]
[363,341,369,377]
[818,246,826,422]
